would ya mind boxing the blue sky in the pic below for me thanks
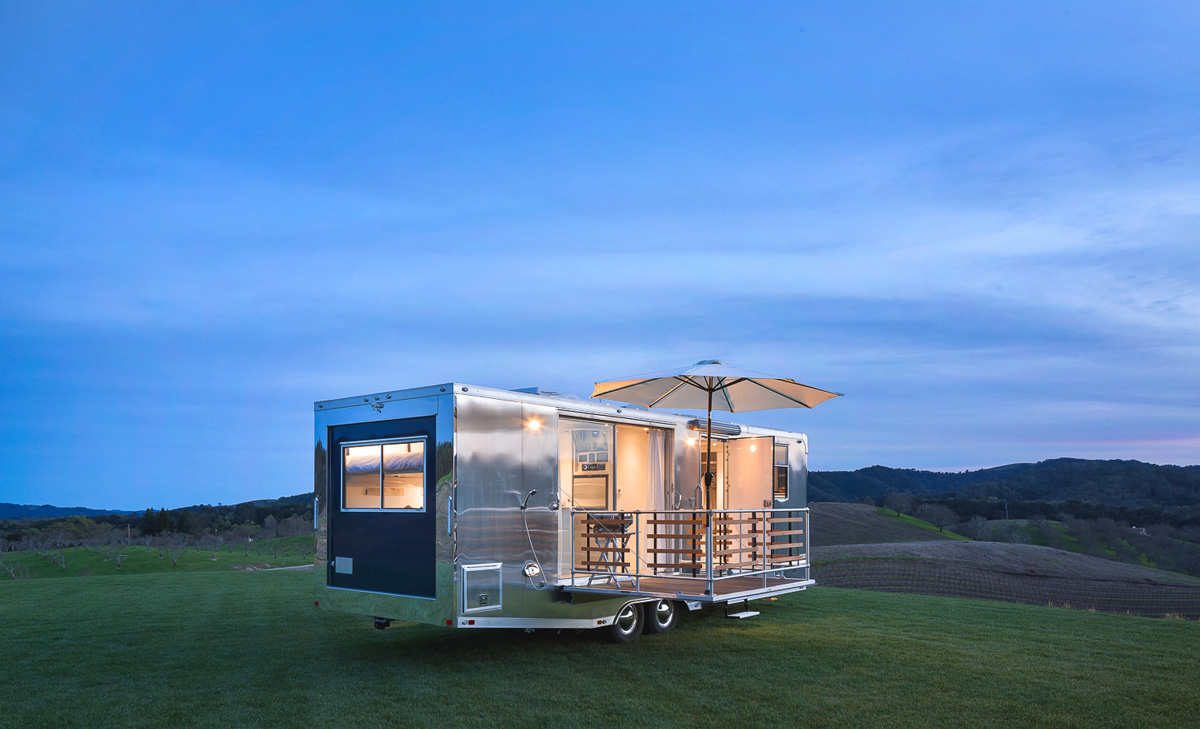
[2,2,1198,510]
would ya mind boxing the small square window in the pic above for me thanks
[342,440,425,511]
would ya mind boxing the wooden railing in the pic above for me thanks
[569,508,808,596]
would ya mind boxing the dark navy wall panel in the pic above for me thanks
[328,416,437,598]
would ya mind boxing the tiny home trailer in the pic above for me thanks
[314,383,813,641]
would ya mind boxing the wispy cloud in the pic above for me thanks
[2,2,1198,508]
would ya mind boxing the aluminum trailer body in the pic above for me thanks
[314,383,814,636]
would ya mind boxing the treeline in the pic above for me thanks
[0,494,312,548]
[812,458,1200,525]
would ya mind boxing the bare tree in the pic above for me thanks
[107,535,130,569]
[963,515,990,540]
[52,550,75,571]
[915,504,959,533]
[883,492,915,517]
[202,536,223,561]
[164,533,189,566]
[279,515,311,537]
[1,557,31,580]
[999,523,1031,544]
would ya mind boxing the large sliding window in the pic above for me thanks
[342,439,426,511]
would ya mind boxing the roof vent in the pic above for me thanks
[513,387,581,400]
[513,387,555,396]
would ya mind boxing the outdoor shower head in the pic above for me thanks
[520,489,538,510]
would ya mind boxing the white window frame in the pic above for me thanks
[340,436,428,513]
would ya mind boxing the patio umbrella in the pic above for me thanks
[590,360,842,508]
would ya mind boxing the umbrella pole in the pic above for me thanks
[704,387,713,510]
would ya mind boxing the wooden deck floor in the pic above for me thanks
[561,571,813,603]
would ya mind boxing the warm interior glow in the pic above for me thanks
[750,444,757,452]
[686,437,696,446]
[528,419,541,430]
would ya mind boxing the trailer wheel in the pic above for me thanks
[643,599,680,634]
[605,602,644,642]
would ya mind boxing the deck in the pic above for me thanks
[562,507,811,604]
[560,572,813,603]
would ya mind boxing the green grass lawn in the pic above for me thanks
[3,569,1196,729]
[875,508,972,541]
[1,536,313,579]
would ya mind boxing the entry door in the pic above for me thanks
[328,416,437,598]
[726,437,773,510]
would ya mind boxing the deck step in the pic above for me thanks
[726,610,760,619]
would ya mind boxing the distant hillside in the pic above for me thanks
[0,493,309,522]
[0,503,135,519]
[810,458,1200,511]
[809,502,956,547]
[812,541,1200,619]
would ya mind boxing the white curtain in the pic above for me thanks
[648,429,667,512]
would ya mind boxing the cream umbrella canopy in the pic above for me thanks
[590,360,842,508]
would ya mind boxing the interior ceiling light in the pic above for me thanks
[528,419,541,430]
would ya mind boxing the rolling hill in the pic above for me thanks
[809,502,956,546]
[810,458,1200,511]
[806,503,1200,619]
[0,503,135,520]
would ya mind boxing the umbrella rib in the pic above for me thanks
[717,377,737,411]
[646,378,697,408]
[591,378,657,398]
[747,379,833,408]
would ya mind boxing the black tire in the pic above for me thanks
[643,599,681,634]
[605,602,645,642]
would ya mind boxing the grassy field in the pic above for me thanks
[876,507,973,541]
[3,569,1198,729]
[0,535,313,579]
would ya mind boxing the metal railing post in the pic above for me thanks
[802,509,808,564]
[705,511,714,595]
[634,511,641,592]
[762,509,768,587]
